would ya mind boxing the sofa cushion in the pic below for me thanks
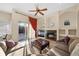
[0,41,7,52]
[0,47,5,56]
[69,39,79,53]
[7,47,24,56]
[55,44,69,53]
[54,41,69,53]
[50,47,69,56]
[70,43,79,56]
[68,39,75,46]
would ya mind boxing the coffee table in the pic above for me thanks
[32,39,49,54]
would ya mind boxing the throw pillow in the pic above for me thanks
[5,40,17,50]
[64,36,70,45]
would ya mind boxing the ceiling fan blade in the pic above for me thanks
[35,11,38,16]
[29,10,36,12]
[40,8,47,11]
[39,11,44,15]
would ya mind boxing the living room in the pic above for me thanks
[0,3,79,56]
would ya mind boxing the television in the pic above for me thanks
[38,30,45,37]
[64,20,70,26]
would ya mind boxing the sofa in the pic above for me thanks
[0,40,25,56]
[46,37,79,56]
[0,34,26,56]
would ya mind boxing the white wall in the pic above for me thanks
[0,11,11,22]
[46,13,59,30]
[37,13,59,30]
[37,5,79,40]
[59,11,77,29]
[77,9,79,37]
[0,11,11,36]
[0,24,10,35]
[37,17,45,30]
[11,12,29,42]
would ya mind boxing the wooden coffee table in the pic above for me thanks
[32,39,49,54]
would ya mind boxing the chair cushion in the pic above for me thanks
[70,43,79,56]
[69,39,79,53]
[0,47,5,56]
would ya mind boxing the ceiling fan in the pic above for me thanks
[29,5,47,16]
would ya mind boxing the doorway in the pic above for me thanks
[18,21,28,42]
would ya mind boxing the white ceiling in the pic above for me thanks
[0,3,77,16]
[0,3,78,26]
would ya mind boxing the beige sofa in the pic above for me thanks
[71,43,79,56]
[0,34,26,56]
[46,37,79,56]
[0,41,25,56]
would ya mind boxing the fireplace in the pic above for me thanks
[46,30,57,40]
[37,30,57,40]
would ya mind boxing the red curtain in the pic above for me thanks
[28,16,37,37]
